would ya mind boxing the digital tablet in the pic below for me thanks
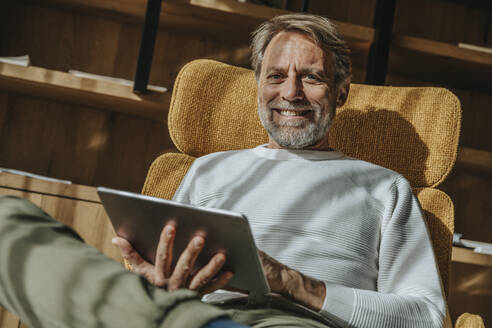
[97,187,269,294]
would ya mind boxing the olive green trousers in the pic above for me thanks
[0,196,330,328]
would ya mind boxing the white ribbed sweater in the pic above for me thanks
[173,145,446,327]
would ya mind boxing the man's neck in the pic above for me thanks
[267,137,334,151]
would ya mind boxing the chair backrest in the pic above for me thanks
[142,59,462,295]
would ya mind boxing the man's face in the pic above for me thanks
[257,31,338,149]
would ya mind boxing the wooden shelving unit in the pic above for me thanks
[0,171,100,202]
[388,35,492,92]
[0,62,170,121]
[27,0,373,51]
[452,246,492,268]
[456,147,492,175]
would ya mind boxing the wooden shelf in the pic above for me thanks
[452,246,492,267]
[456,147,492,175]
[0,62,170,121]
[25,0,373,46]
[0,171,100,203]
[388,35,492,92]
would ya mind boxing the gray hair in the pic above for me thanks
[251,14,352,87]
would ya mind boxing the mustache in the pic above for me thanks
[267,99,318,111]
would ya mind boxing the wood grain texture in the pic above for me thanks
[394,0,490,46]
[388,35,492,93]
[0,63,170,121]
[453,247,492,268]
[441,168,492,244]
[0,3,74,71]
[0,172,100,202]
[308,0,377,27]
[72,14,122,76]
[92,113,173,191]
[0,93,172,191]
[0,309,19,328]
[0,93,7,135]
[456,147,492,174]
[449,262,492,327]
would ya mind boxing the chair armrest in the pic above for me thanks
[455,313,485,328]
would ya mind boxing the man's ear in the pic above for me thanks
[336,78,350,107]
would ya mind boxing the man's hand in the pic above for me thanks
[112,224,233,294]
[258,250,326,311]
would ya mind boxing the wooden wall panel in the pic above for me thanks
[451,88,492,151]
[47,104,109,184]
[0,3,74,71]
[0,92,172,192]
[91,113,173,191]
[0,94,7,134]
[441,169,492,243]
[308,0,377,27]
[72,14,123,76]
[394,0,491,46]
[449,262,492,327]
[0,309,19,328]
[0,95,67,175]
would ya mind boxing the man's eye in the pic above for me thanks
[269,74,282,79]
[305,74,319,81]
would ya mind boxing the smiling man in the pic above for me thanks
[0,14,446,328]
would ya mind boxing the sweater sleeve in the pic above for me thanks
[319,176,446,328]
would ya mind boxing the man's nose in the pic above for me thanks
[281,76,304,101]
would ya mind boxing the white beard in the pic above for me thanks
[258,99,335,149]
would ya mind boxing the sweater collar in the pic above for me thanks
[251,144,345,161]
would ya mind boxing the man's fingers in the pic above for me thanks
[188,253,226,290]
[200,271,234,295]
[155,224,176,284]
[111,236,155,281]
[168,236,204,291]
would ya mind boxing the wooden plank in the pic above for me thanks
[393,35,492,66]
[72,14,122,77]
[393,0,489,46]
[0,187,44,206]
[308,0,377,27]
[0,172,100,203]
[456,147,492,174]
[389,35,492,92]
[46,103,109,185]
[92,113,171,192]
[163,0,374,43]
[39,193,122,262]
[0,2,74,71]
[0,63,170,121]
[0,93,8,134]
[0,308,20,328]
[452,246,492,267]
[440,168,492,246]
[0,96,62,176]
[24,0,373,43]
[448,261,492,326]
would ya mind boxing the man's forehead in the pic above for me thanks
[262,31,334,74]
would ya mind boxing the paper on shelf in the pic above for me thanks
[453,232,492,251]
[68,70,168,93]
[457,43,492,55]
[0,168,72,184]
[0,55,30,67]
